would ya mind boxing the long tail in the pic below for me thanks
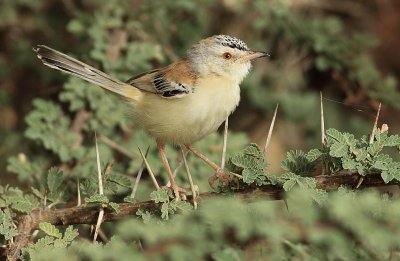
[34,45,139,99]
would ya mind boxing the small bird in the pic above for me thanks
[34,35,268,199]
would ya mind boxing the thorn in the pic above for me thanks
[94,132,104,195]
[180,146,198,209]
[320,91,326,145]
[369,103,382,144]
[93,208,104,242]
[97,228,109,242]
[320,92,326,175]
[358,103,381,189]
[138,146,160,190]
[77,179,81,207]
[221,117,229,169]
[356,177,364,189]
[283,197,289,211]
[263,104,279,154]
[130,146,150,199]
[94,132,104,242]
[228,172,243,179]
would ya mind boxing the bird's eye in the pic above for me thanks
[223,52,232,60]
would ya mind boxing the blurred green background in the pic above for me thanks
[1,0,400,192]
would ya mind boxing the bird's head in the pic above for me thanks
[187,35,268,84]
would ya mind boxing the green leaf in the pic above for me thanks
[367,142,382,156]
[169,200,193,213]
[281,150,316,176]
[212,247,241,261]
[283,179,297,191]
[0,209,18,240]
[342,158,357,170]
[242,168,258,184]
[24,99,84,162]
[381,171,393,183]
[243,143,264,159]
[150,188,171,203]
[63,226,79,242]
[31,187,44,199]
[161,202,170,220]
[108,202,120,214]
[307,149,322,161]
[326,128,346,143]
[39,222,62,238]
[5,188,40,213]
[354,148,368,161]
[136,209,154,224]
[382,134,400,147]
[47,167,64,202]
[85,194,109,204]
[123,196,136,203]
[106,174,132,188]
[67,19,85,33]
[329,142,348,157]
[7,155,44,183]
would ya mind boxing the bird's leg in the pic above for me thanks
[185,145,230,186]
[157,141,185,200]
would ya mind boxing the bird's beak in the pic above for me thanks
[241,51,270,62]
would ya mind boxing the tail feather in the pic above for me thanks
[34,45,137,99]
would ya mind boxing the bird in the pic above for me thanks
[34,35,269,199]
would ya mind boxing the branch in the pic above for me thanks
[5,172,395,260]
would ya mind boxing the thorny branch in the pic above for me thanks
[4,172,397,260]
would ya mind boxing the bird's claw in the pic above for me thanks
[171,184,186,200]
[208,168,230,188]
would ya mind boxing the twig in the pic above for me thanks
[5,172,396,260]
[263,104,279,154]
[221,118,229,169]
[138,147,160,190]
[130,146,150,199]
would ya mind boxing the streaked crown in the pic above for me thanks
[213,35,250,51]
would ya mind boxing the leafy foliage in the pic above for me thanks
[148,188,192,220]
[22,225,79,260]
[281,150,318,176]
[311,128,400,182]
[0,209,18,241]
[24,100,85,162]
[0,186,40,213]
[228,143,276,186]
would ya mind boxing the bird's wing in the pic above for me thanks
[126,59,197,98]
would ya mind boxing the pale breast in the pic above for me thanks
[133,76,240,144]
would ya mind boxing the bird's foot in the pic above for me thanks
[170,184,187,201]
[208,168,230,188]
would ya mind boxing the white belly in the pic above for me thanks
[133,77,240,144]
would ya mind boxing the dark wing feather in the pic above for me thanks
[126,59,196,98]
